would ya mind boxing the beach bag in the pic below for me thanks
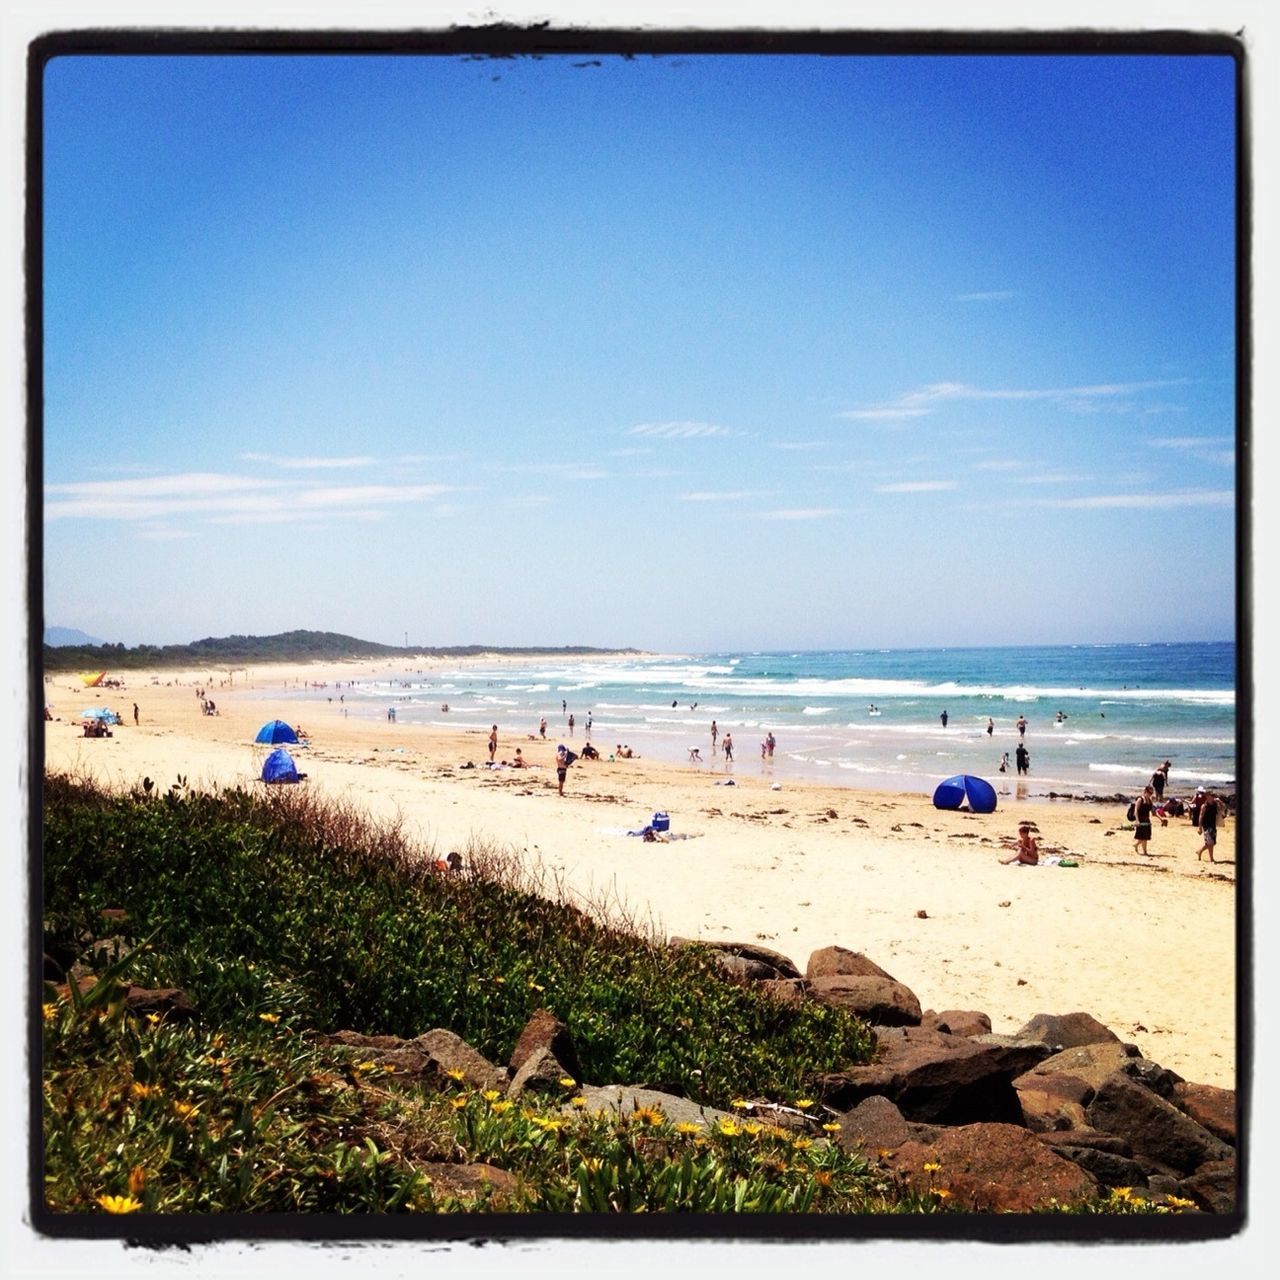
[1126,802,1136,822]
[651,811,670,833]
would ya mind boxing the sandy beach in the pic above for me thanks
[43,657,1238,1091]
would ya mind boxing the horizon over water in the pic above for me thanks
[276,641,1237,802]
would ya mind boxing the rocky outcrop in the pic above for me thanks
[509,1009,583,1084]
[1172,1081,1236,1145]
[670,937,803,981]
[921,1009,992,1037]
[805,945,895,982]
[322,1027,505,1090]
[807,975,922,1026]
[1015,1011,1122,1051]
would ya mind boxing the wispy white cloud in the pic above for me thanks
[239,453,376,469]
[1020,489,1234,510]
[973,459,1026,472]
[680,490,767,502]
[1148,435,1235,466]
[625,421,736,439]
[875,481,958,494]
[761,507,841,520]
[952,290,1018,302]
[771,440,826,451]
[499,462,611,481]
[44,472,457,523]
[839,378,1190,422]
[607,447,652,457]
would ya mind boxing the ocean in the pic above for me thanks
[277,642,1238,801]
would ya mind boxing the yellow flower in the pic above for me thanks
[443,1067,466,1081]
[490,1099,514,1114]
[675,1122,702,1135]
[492,975,505,984]
[381,1063,396,1073]
[450,1095,468,1110]
[922,1161,942,1174]
[42,1003,56,1022]
[878,1148,894,1160]
[482,1089,501,1102]
[743,1121,763,1136]
[932,1187,951,1200]
[1164,1194,1197,1210]
[173,1101,198,1119]
[582,1157,602,1173]
[531,1116,565,1131]
[730,1098,750,1110]
[633,1105,665,1126]
[258,1012,280,1024]
[822,1122,842,1133]
[571,1096,587,1109]
[558,1076,577,1088]
[97,1194,142,1214]
[129,1082,158,1099]
[145,1013,161,1025]
[792,1137,813,1151]
[356,1061,377,1072]
[1111,1186,1134,1202]
[795,1098,815,1109]
[528,980,545,992]
[717,1120,741,1137]
[813,1170,833,1188]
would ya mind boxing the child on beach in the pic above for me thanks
[1001,824,1040,865]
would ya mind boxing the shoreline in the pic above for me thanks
[43,658,1238,1090]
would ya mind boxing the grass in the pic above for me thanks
[40,771,1183,1219]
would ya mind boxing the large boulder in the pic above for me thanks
[805,945,896,983]
[1085,1071,1234,1176]
[1015,1012,1122,1051]
[508,1045,574,1099]
[509,1009,583,1084]
[1179,1159,1238,1215]
[1014,1041,1143,1092]
[818,1026,1051,1124]
[323,1028,505,1091]
[1171,1082,1236,1146]
[885,1123,1096,1212]
[413,1029,507,1092]
[833,1095,915,1160]
[808,976,922,1026]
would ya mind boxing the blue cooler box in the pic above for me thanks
[651,811,670,832]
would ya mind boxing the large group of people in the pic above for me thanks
[1127,761,1228,863]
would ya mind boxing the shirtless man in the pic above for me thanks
[488,725,498,763]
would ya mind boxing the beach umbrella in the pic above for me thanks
[79,672,106,688]
[255,719,299,745]
[81,706,116,721]
[932,773,998,814]
[261,747,301,784]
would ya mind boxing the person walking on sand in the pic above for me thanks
[722,732,734,763]
[1194,790,1221,863]
[568,713,575,737]
[132,702,139,726]
[1001,823,1040,865]
[488,725,498,763]
[556,743,572,796]
[987,717,994,737]
[540,717,547,739]
[711,720,718,753]
[1133,785,1156,857]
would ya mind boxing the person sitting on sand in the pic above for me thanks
[580,742,599,760]
[1001,824,1040,865]
[510,748,526,768]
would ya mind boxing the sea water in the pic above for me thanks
[279,642,1237,801]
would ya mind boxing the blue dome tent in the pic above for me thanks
[261,747,301,784]
[255,719,299,745]
[932,773,998,814]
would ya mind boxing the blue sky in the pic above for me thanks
[41,50,1238,651]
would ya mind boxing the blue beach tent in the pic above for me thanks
[932,773,998,814]
[261,747,301,784]
[255,719,299,745]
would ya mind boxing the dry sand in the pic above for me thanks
[43,657,1238,1090]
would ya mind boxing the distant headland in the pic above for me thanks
[41,629,639,672]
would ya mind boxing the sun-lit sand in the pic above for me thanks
[43,657,1238,1090]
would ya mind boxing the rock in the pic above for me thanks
[1171,1082,1236,1146]
[508,1009,583,1083]
[1014,1071,1095,1107]
[715,953,784,981]
[507,1045,573,1099]
[833,1095,914,1160]
[805,945,895,983]
[920,1009,992,1037]
[757,978,807,1005]
[817,1026,1050,1125]
[1051,1145,1151,1191]
[1015,1041,1143,1092]
[1180,1159,1237,1214]
[807,975,922,1026]
[568,1085,735,1131]
[424,1162,522,1207]
[1015,1011,1122,1050]
[670,937,802,980]
[1014,1088,1089,1134]
[1085,1071,1233,1175]
[1120,1057,1184,1100]
[886,1123,1096,1212]
[1036,1127,1133,1156]
[328,1031,405,1051]
[413,1029,506,1092]
[123,987,196,1021]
